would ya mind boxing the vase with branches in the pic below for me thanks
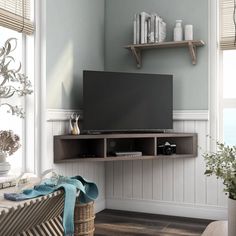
[0,38,33,118]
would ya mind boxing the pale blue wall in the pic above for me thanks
[46,0,105,109]
[46,0,209,110]
[104,0,209,110]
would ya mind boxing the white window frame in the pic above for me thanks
[209,0,221,149]
[22,0,47,175]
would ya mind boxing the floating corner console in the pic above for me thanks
[54,132,198,163]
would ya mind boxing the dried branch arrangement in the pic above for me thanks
[0,130,21,157]
[0,38,33,118]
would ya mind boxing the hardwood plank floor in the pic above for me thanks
[95,210,212,236]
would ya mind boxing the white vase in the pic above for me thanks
[0,153,10,176]
[228,197,236,236]
[174,20,183,41]
[184,24,193,40]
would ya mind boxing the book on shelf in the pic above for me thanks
[144,20,148,44]
[133,15,137,44]
[140,11,151,44]
[154,15,159,43]
[136,13,141,44]
[159,19,166,42]
[148,13,156,43]
[133,11,166,45]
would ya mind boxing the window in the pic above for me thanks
[219,0,236,145]
[0,26,24,173]
[221,50,236,145]
[0,0,35,174]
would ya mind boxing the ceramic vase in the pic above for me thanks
[228,197,236,236]
[69,113,80,135]
[0,152,10,175]
[174,20,183,41]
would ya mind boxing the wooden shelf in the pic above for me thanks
[54,132,197,163]
[124,40,205,68]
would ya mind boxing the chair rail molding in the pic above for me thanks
[47,109,83,121]
[47,109,209,122]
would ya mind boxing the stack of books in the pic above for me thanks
[133,12,166,44]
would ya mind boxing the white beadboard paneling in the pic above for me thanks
[217,180,228,207]
[206,176,218,205]
[132,160,143,199]
[152,159,163,200]
[44,122,54,172]
[173,121,184,202]
[183,121,195,203]
[105,162,114,198]
[195,121,207,205]
[162,158,173,201]
[105,119,227,219]
[173,157,184,202]
[97,162,105,201]
[46,112,106,213]
[113,162,123,198]
[123,161,133,199]
[142,160,153,200]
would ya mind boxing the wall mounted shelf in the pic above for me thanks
[124,40,205,68]
[54,132,197,163]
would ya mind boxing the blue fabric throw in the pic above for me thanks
[4,175,98,236]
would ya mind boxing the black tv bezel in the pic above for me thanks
[82,70,173,133]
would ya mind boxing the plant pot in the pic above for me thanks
[0,153,10,175]
[228,197,236,236]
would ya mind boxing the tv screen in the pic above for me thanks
[83,71,173,132]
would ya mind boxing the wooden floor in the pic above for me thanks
[94,210,212,236]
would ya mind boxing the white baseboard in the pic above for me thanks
[106,198,227,220]
[95,199,106,213]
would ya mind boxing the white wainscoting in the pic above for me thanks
[45,109,105,213]
[46,109,227,219]
[105,119,228,220]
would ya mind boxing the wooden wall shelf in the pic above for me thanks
[124,40,205,68]
[54,133,197,163]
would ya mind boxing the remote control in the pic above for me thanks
[115,151,142,157]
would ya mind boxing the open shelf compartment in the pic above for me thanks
[54,136,105,162]
[106,137,155,157]
[156,134,197,157]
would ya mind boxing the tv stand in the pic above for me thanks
[54,132,197,163]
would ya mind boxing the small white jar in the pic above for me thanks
[184,24,193,40]
[174,20,183,41]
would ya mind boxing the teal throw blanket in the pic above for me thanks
[4,175,98,236]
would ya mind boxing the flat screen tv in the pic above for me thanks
[83,71,173,133]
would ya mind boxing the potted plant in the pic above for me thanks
[203,141,236,236]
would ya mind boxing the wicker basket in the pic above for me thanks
[74,200,95,236]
